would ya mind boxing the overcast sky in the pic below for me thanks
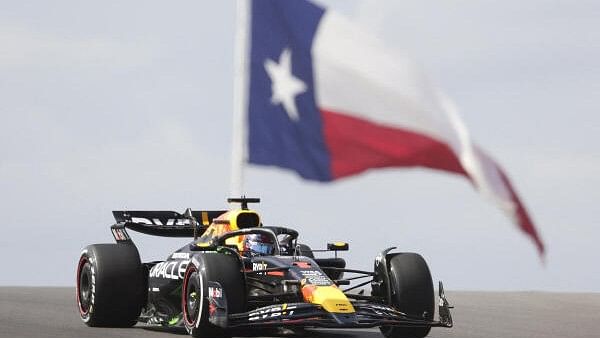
[1,0,598,291]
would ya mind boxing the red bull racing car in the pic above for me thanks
[76,197,453,337]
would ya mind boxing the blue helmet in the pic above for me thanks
[243,234,275,256]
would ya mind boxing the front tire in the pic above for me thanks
[182,253,245,337]
[76,243,145,327]
[380,253,434,338]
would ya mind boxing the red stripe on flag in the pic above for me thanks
[474,147,545,255]
[321,109,466,178]
[322,109,544,256]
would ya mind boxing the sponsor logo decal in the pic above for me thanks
[149,260,190,280]
[252,262,268,271]
[111,228,130,241]
[248,304,296,321]
[209,302,217,316]
[171,252,190,259]
[300,270,332,286]
[294,261,310,268]
[208,286,222,299]
[131,217,194,226]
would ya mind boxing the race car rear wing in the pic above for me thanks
[111,210,227,238]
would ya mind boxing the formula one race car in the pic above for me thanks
[76,197,453,338]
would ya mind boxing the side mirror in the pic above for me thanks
[327,242,349,251]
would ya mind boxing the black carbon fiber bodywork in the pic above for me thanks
[104,208,453,333]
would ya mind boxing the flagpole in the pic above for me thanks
[230,0,249,198]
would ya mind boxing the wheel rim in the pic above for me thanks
[186,282,199,319]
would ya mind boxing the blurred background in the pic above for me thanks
[1,0,598,291]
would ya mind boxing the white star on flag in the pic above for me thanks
[264,48,307,121]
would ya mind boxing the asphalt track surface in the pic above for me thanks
[1,287,599,338]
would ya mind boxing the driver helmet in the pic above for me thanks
[243,233,275,256]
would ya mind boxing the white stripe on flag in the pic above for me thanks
[313,11,453,143]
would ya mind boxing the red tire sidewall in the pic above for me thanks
[182,263,201,329]
[76,253,94,322]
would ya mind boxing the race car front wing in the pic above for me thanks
[225,282,453,329]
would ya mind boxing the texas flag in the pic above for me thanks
[234,0,544,255]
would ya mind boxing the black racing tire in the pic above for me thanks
[76,243,145,327]
[297,243,314,258]
[380,253,434,338]
[182,253,245,338]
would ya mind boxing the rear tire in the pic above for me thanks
[76,244,145,327]
[182,253,245,337]
[380,253,434,338]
